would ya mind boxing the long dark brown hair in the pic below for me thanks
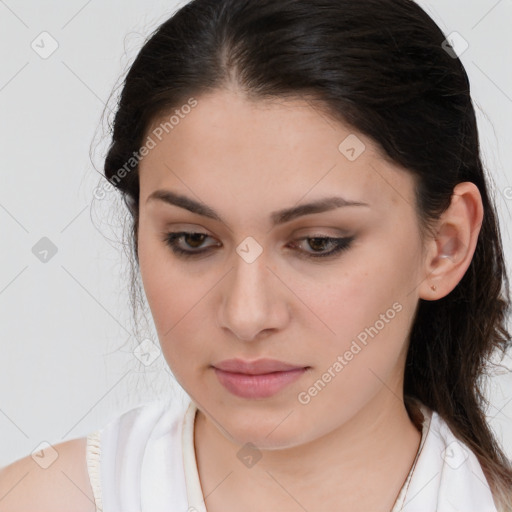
[99,0,512,507]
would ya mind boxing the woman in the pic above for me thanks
[2,0,511,510]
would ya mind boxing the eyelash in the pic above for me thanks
[163,231,354,260]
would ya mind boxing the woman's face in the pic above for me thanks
[137,88,428,448]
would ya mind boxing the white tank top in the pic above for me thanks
[85,397,498,512]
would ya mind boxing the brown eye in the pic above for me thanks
[308,238,331,252]
[163,231,218,257]
[183,232,208,248]
[290,236,355,259]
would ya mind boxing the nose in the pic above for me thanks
[217,252,291,342]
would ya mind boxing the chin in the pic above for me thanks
[213,407,310,450]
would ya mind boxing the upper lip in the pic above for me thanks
[213,358,307,375]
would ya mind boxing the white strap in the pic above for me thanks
[86,430,103,512]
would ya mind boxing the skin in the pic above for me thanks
[137,86,483,512]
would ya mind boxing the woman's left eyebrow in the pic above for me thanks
[146,189,370,227]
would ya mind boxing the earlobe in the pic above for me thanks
[419,182,484,301]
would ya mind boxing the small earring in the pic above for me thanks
[431,284,437,291]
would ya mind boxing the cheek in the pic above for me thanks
[138,226,201,342]
[297,258,395,343]
[294,276,416,422]
[137,224,225,392]
[139,255,209,384]
[300,236,419,372]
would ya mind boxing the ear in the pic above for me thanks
[418,182,484,301]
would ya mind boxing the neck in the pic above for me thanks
[193,390,423,512]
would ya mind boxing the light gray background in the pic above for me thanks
[1,0,511,467]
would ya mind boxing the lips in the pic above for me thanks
[212,358,307,375]
[212,359,309,399]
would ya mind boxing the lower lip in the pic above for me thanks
[213,367,308,399]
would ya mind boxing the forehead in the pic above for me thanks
[138,88,416,216]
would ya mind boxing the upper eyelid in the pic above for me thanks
[164,223,351,236]
[166,230,348,241]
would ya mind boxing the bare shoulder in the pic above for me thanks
[0,437,96,512]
